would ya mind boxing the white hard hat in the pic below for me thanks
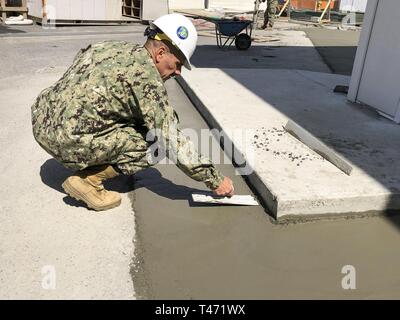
[150,13,198,70]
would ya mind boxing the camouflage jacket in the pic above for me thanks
[31,41,224,189]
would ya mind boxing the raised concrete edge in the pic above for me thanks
[175,75,400,222]
[176,75,280,219]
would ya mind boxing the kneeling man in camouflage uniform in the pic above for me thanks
[31,14,234,211]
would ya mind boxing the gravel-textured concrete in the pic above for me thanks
[175,19,399,219]
[179,67,400,219]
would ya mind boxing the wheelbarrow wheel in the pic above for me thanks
[235,33,251,50]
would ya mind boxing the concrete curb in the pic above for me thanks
[176,75,279,219]
[176,73,400,222]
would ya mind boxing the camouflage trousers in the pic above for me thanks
[263,0,279,28]
[33,124,153,176]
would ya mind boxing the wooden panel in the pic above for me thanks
[290,0,336,10]
[1,0,28,19]
[122,0,141,19]
[1,6,28,11]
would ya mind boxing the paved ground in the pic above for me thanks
[180,67,400,218]
[133,77,400,300]
[1,21,400,300]
[0,24,148,299]
[302,27,361,75]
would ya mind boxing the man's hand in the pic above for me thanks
[213,177,234,197]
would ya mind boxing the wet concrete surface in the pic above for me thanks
[130,79,400,299]
[2,23,399,299]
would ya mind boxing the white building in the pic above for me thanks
[349,0,400,123]
[339,0,368,12]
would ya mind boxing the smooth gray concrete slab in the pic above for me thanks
[190,27,331,73]
[131,79,400,299]
[179,67,400,219]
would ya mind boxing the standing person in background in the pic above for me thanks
[261,0,279,29]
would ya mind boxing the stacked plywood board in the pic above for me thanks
[122,0,141,19]
[123,0,168,21]
[1,0,28,21]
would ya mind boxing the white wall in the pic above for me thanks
[209,0,265,11]
[27,0,122,20]
[339,0,368,13]
[168,0,204,10]
[27,0,42,18]
[142,0,169,20]
[348,0,400,122]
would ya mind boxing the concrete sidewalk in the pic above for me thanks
[0,28,149,299]
[0,72,136,300]
[178,22,400,220]
[179,68,400,219]
[132,79,400,300]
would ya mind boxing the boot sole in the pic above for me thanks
[62,179,121,211]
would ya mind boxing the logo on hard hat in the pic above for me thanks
[177,26,189,40]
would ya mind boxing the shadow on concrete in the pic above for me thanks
[0,25,26,34]
[39,159,72,193]
[386,210,400,231]
[313,45,357,75]
[191,44,357,75]
[39,158,136,208]
[39,160,212,207]
[133,167,220,206]
[133,167,203,200]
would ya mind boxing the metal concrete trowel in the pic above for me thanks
[192,194,259,206]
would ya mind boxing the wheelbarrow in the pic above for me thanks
[205,17,253,50]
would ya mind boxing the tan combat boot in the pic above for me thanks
[62,165,121,211]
